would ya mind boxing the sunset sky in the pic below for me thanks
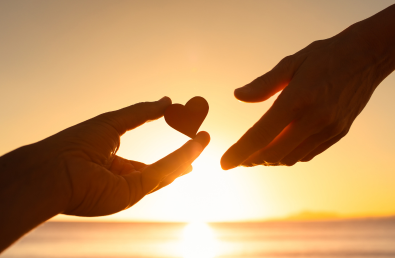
[1,0,395,222]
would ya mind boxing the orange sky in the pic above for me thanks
[1,0,395,222]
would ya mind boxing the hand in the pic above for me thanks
[0,97,209,250]
[60,97,209,216]
[221,10,395,170]
[28,97,210,216]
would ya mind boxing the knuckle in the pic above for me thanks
[307,40,324,49]
[286,90,316,115]
[96,111,114,121]
[95,111,123,130]
[278,55,294,68]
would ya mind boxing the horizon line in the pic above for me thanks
[50,212,395,223]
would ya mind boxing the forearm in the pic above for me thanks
[0,144,68,252]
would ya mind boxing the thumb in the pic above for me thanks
[96,96,172,135]
[141,131,210,195]
[234,56,300,103]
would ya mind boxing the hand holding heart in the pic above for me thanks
[3,5,395,253]
[0,96,211,251]
[164,96,209,138]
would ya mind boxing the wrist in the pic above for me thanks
[346,4,395,71]
[0,144,69,252]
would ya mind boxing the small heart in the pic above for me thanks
[164,96,209,138]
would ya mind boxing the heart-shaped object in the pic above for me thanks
[164,96,209,138]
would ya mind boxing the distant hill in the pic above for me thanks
[276,211,395,222]
[282,211,339,221]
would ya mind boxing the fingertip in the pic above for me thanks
[220,154,236,170]
[158,96,172,106]
[234,85,251,101]
[220,163,234,171]
[194,131,210,148]
[182,165,193,176]
[180,132,208,164]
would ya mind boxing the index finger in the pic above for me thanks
[221,94,296,170]
[96,96,172,136]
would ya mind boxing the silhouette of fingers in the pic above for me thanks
[240,110,338,167]
[280,125,345,166]
[96,96,172,135]
[300,130,349,162]
[141,131,210,194]
[240,120,315,166]
[221,91,300,170]
[234,55,306,103]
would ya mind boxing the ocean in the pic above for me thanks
[2,219,395,258]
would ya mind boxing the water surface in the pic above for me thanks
[3,219,395,258]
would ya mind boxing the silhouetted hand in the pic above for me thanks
[0,97,210,251]
[221,5,395,169]
[52,97,209,216]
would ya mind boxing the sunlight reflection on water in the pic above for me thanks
[3,220,395,258]
[180,222,217,258]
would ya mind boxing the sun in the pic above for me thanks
[180,222,218,258]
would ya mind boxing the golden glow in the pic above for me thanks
[3,1,395,223]
[180,222,217,258]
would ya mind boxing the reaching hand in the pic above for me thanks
[33,97,210,216]
[0,96,209,250]
[221,7,395,170]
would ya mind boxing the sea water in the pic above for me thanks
[2,219,395,258]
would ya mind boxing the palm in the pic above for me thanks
[38,99,209,217]
[51,117,134,216]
